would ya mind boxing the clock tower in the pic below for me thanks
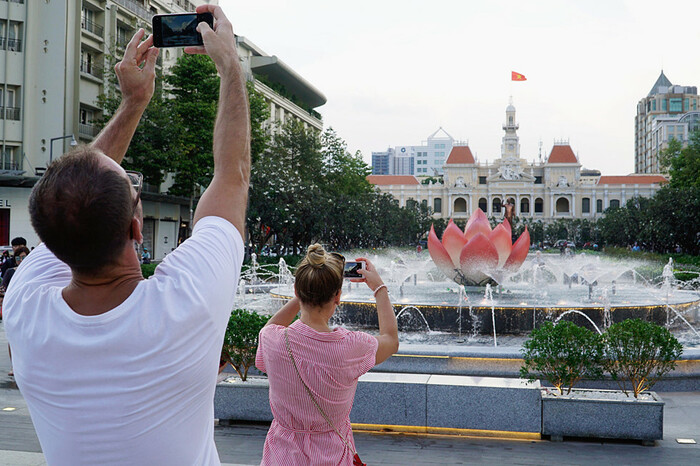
[501,97,520,161]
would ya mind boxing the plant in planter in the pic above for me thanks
[220,308,270,381]
[603,319,683,398]
[520,321,604,395]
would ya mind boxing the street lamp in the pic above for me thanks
[49,134,78,164]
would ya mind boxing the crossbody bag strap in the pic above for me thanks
[284,327,357,455]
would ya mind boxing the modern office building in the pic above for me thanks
[369,102,666,223]
[373,127,468,176]
[0,0,325,258]
[635,71,699,174]
[371,148,393,175]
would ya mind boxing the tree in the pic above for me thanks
[96,55,181,186]
[660,132,700,188]
[247,81,271,164]
[165,54,219,200]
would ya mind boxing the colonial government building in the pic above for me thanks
[368,102,666,222]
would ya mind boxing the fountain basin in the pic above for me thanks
[270,286,700,335]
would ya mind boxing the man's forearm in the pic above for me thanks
[91,102,147,164]
[213,68,250,179]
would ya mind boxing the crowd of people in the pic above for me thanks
[2,5,396,465]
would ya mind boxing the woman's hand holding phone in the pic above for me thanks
[353,257,384,291]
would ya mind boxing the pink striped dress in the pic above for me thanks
[255,320,378,465]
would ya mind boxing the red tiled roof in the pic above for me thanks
[547,145,578,164]
[597,175,668,185]
[366,175,420,185]
[445,146,475,164]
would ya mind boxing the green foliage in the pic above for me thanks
[660,130,700,188]
[247,122,432,253]
[165,54,219,197]
[520,321,605,395]
[141,263,157,278]
[247,81,271,164]
[603,319,683,398]
[221,309,271,381]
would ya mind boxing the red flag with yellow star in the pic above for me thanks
[511,71,527,81]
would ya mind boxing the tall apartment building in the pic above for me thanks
[0,0,325,257]
[635,71,699,173]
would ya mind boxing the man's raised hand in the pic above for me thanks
[184,5,238,76]
[114,29,159,108]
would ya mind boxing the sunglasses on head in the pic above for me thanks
[125,170,143,208]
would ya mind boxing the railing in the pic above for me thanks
[5,0,25,4]
[0,107,21,121]
[1,38,23,52]
[0,161,22,171]
[116,35,131,49]
[79,123,99,138]
[81,17,104,37]
[113,0,153,21]
[80,60,104,80]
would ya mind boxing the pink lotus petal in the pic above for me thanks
[464,210,492,242]
[459,233,499,273]
[489,224,513,268]
[428,225,459,281]
[505,227,531,271]
[465,208,489,232]
[442,220,467,267]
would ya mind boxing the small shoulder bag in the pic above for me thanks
[284,328,366,466]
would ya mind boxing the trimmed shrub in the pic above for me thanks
[603,319,683,398]
[520,321,605,395]
[221,308,270,381]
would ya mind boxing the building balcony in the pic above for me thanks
[80,60,103,80]
[0,161,22,171]
[81,18,105,38]
[0,37,22,52]
[0,107,21,121]
[79,123,99,139]
[113,0,154,21]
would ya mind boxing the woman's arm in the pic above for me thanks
[265,296,300,327]
[355,257,399,364]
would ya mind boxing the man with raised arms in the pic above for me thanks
[4,5,249,465]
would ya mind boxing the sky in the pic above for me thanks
[219,0,700,175]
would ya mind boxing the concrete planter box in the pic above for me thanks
[214,376,272,422]
[541,388,664,444]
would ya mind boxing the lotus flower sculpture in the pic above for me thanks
[428,209,530,286]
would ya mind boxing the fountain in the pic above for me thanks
[268,211,699,340]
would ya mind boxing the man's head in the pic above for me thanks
[10,237,26,253]
[29,145,140,274]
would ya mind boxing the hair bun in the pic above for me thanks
[306,243,327,268]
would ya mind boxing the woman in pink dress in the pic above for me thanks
[255,244,398,465]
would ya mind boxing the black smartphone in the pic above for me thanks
[343,261,365,279]
[152,12,214,48]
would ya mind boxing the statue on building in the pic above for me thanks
[557,176,569,188]
[454,177,466,188]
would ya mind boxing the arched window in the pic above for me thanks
[520,198,530,213]
[509,116,513,125]
[492,198,502,213]
[534,198,544,213]
[478,197,488,212]
[454,197,467,213]
[596,199,603,213]
[421,199,428,208]
[610,199,620,209]
[556,197,570,213]
[433,198,442,213]
[582,197,591,213]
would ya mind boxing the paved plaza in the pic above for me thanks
[1,323,698,465]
